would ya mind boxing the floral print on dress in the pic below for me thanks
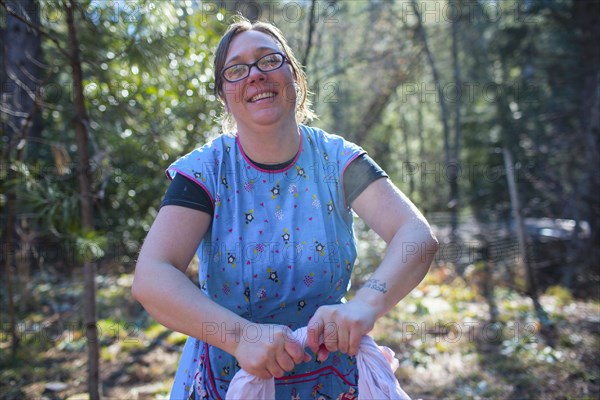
[288,184,299,197]
[244,209,255,224]
[271,182,281,199]
[303,272,315,287]
[327,200,334,216]
[220,175,229,189]
[295,165,308,179]
[166,125,365,400]
[312,194,321,209]
[297,299,307,311]
[244,179,255,192]
[267,268,280,283]
[281,228,291,244]
[227,253,236,268]
[315,241,326,256]
[337,387,358,400]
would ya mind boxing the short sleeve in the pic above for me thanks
[160,173,214,215]
[343,154,388,206]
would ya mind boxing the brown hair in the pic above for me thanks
[213,16,316,131]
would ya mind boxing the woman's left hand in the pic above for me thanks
[306,299,377,361]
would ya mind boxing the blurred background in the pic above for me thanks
[1,0,598,399]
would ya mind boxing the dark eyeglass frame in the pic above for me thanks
[221,52,287,83]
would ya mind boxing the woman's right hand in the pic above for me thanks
[233,323,311,379]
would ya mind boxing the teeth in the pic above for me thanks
[250,92,275,102]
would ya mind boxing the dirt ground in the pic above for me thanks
[1,264,599,400]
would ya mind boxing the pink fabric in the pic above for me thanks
[226,326,411,400]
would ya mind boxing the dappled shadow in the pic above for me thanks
[101,329,181,399]
[472,317,600,399]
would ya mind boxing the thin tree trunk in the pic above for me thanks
[302,0,317,68]
[329,29,344,133]
[503,148,550,328]
[65,2,99,399]
[417,97,425,204]
[570,0,600,280]
[401,112,414,197]
[449,0,462,235]
[410,0,453,233]
[1,0,42,355]
[4,170,19,356]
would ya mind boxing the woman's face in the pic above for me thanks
[221,30,297,130]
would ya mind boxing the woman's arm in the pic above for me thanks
[306,178,439,358]
[351,178,439,319]
[132,205,307,378]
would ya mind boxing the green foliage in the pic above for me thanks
[6,0,227,265]
[1,1,598,397]
[4,0,594,271]
[545,285,574,307]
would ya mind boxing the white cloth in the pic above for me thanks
[226,326,411,400]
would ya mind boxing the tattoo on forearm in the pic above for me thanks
[365,278,388,294]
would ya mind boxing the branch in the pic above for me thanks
[1,61,53,162]
[1,84,43,162]
[0,0,70,59]
[26,48,51,69]
[5,68,38,103]
[410,0,451,166]
[0,104,31,118]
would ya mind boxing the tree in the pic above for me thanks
[410,0,455,235]
[64,1,100,397]
[1,0,42,356]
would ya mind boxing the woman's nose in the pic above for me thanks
[247,65,266,82]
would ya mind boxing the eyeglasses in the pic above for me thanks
[221,52,287,83]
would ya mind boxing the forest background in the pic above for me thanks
[1,0,598,399]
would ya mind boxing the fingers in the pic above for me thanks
[307,315,324,353]
[317,343,330,362]
[348,329,362,356]
[323,319,338,353]
[276,351,295,372]
[284,338,307,364]
[255,368,277,380]
[309,302,376,358]
[303,351,312,362]
[337,325,350,355]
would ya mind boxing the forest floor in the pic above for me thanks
[1,259,599,400]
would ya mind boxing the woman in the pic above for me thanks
[132,17,438,399]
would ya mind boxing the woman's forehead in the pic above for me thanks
[226,30,281,63]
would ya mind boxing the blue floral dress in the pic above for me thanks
[167,125,365,400]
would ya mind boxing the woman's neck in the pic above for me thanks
[236,119,301,164]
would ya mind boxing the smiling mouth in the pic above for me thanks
[249,92,276,103]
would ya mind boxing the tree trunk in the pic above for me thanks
[65,2,99,399]
[302,0,317,68]
[1,0,42,147]
[571,0,600,281]
[401,112,414,197]
[503,148,550,328]
[417,96,425,205]
[1,0,42,356]
[329,29,344,133]
[3,168,19,357]
[410,0,453,233]
[449,0,462,236]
